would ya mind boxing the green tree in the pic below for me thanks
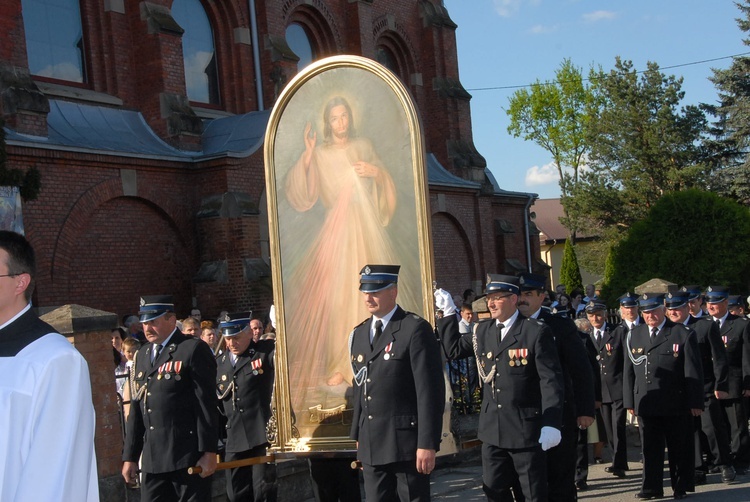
[567,58,710,238]
[559,239,583,295]
[506,59,597,242]
[603,190,750,303]
[706,0,750,205]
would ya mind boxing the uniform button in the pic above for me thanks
[366,378,371,383]
[410,421,415,426]
[240,409,244,412]
[368,415,373,420]
[367,396,372,401]
[497,404,502,409]
[147,409,152,413]
[149,426,154,430]
[147,392,152,396]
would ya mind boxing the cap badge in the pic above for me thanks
[364,266,371,275]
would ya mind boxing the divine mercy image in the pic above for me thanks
[271,64,426,439]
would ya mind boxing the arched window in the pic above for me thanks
[376,46,400,78]
[22,0,86,83]
[172,0,219,105]
[285,23,314,71]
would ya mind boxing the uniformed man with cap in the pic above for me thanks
[216,312,276,501]
[664,291,734,484]
[349,265,445,501]
[584,297,631,480]
[122,295,219,501]
[728,295,747,317]
[681,285,706,319]
[435,274,564,502]
[516,272,595,501]
[623,293,703,500]
[704,285,750,472]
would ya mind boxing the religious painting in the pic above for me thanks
[264,56,435,451]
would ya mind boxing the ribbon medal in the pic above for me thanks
[722,335,728,347]
[519,348,529,366]
[174,360,182,381]
[508,349,518,366]
[251,358,263,375]
[605,343,612,356]
[384,342,393,360]
[164,361,173,379]
[672,344,680,358]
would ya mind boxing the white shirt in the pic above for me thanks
[370,305,398,344]
[713,312,729,329]
[497,310,520,341]
[0,308,99,501]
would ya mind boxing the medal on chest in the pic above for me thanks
[672,344,680,358]
[251,358,263,375]
[383,342,393,360]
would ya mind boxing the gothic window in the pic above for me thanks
[285,22,314,72]
[22,0,86,83]
[172,0,220,105]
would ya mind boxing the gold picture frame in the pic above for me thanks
[264,55,436,452]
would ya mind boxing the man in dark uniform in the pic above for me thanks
[436,274,564,502]
[516,272,595,501]
[623,293,704,500]
[122,295,219,501]
[665,291,735,484]
[704,285,750,473]
[349,265,445,501]
[586,297,630,479]
[216,312,276,501]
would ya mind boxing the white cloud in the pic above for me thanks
[582,10,617,22]
[493,0,522,18]
[525,163,559,186]
[528,24,558,35]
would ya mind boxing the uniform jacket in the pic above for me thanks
[216,339,275,453]
[123,330,219,473]
[718,313,750,398]
[349,306,445,466]
[439,312,564,449]
[686,315,728,395]
[538,309,595,420]
[598,322,626,403]
[623,320,704,416]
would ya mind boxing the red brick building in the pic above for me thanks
[0,0,542,321]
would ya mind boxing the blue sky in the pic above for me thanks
[443,0,748,199]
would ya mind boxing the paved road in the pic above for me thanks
[430,455,750,501]
[431,429,750,502]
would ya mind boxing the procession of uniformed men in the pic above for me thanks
[120,265,750,502]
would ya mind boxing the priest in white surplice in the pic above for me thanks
[0,231,98,502]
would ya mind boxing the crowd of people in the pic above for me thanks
[434,277,750,502]
[5,220,749,502]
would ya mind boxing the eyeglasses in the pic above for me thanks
[0,273,20,279]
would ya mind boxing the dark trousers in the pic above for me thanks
[695,395,733,469]
[640,414,694,496]
[309,458,362,502]
[547,415,578,502]
[601,399,629,469]
[141,469,211,502]
[225,446,277,502]
[482,443,547,502]
[575,427,589,482]
[362,460,430,502]
[722,398,750,466]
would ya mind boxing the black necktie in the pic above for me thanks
[651,327,658,339]
[496,323,505,343]
[596,330,602,344]
[372,320,383,348]
[152,343,162,363]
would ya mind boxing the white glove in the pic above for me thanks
[538,426,561,451]
[433,288,457,316]
[269,304,276,329]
